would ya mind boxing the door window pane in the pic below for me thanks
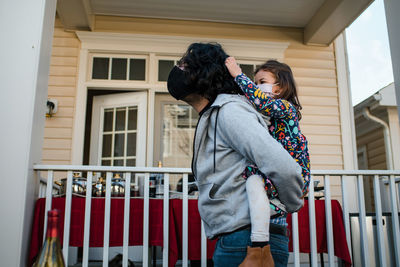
[128,107,137,130]
[102,134,112,157]
[158,60,175,81]
[115,108,126,131]
[103,109,113,132]
[102,160,111,166]
[240,64,254,80]
[129,59,146,80]
[114,133,125,157]
[114,159,124,166]
[92,57,109,79]
[127,133,136,156]
[161,104,198,168]
[126,159,136,166]
[111,58,127,80]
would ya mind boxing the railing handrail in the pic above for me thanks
[33,164,192,173]
[33,164,400,176]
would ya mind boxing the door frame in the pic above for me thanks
[71,32,289,165]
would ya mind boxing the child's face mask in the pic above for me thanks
[259,83,278,95]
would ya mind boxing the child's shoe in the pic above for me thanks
[261,245,274,267]
[239,246,262,266]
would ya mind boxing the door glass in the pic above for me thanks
[158,60,175,81]
[115,108,126,131]
[111,58,127,80]
[92,57,109,79]
[103,109,113,132]
[128,107,137,130]
[100,106,138,166]
[161,104,198,168]
[129,59,146,81]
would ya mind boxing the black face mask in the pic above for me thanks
[167,66,195,100]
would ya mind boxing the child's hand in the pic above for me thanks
[225,57,242,78]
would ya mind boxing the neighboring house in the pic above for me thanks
[354,83,400,212]
[355,83,400,171]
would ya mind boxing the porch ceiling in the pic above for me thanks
[57,0,374,45]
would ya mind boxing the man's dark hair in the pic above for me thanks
[178,42,242,102]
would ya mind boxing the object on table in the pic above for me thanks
[92,176,105,197]
[176,174,198,195]
[56,172,87,196]
[111,173,125,197]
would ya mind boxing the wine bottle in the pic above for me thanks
[33,210,65,267]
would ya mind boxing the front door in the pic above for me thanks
[90,91,147,167]
[88,91,147,261]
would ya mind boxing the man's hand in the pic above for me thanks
[225,57,242,78]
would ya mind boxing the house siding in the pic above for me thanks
[44,16,344,196]
[357,129,387,170]
[42,18,79,165]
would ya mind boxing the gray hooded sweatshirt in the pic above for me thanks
[192,94,303,239]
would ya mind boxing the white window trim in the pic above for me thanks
[71,32,290,165]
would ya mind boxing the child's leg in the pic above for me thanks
[246,174,270,244]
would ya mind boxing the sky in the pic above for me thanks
[345,0,393,106]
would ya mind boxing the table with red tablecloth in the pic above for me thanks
[29,198,351,266]
[287,200,352,266]
[29,197,216,267]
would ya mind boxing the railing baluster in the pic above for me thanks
[82,171,93,267]
[182,173,189,267]
[43,170,54,243]
[308,176,318,266]
[123,172,131,267]
[291,212,300,267]
[102,172,112,267]
[357,175,369,266]
[340,175,352,260]
[143,173,150,267]
[324,175,334,266]
[63,171,73,265]
[201,221,207,267]
[32,166,400,267]
[373,175,386,267]
[163,173,170,267]
[389,175,400,266]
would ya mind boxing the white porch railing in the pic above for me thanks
[33,165,400,267]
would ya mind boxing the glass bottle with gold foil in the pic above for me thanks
[33,210,65,267]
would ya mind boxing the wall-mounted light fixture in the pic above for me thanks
[46,99,58,118]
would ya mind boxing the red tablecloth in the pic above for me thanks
[29,198,351,266]
[287,200,352,266]
[29,197,216,267]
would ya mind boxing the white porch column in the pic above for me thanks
[335,33,359,212]
[384,0,400,125]
[0,0,56,266]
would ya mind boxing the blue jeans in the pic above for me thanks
[213,227,289,267]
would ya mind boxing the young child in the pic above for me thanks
[225,57,310,266]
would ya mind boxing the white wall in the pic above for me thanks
[0,0,56,265]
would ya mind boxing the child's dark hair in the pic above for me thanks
[255,60,302,120]
[178,43,242,102]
